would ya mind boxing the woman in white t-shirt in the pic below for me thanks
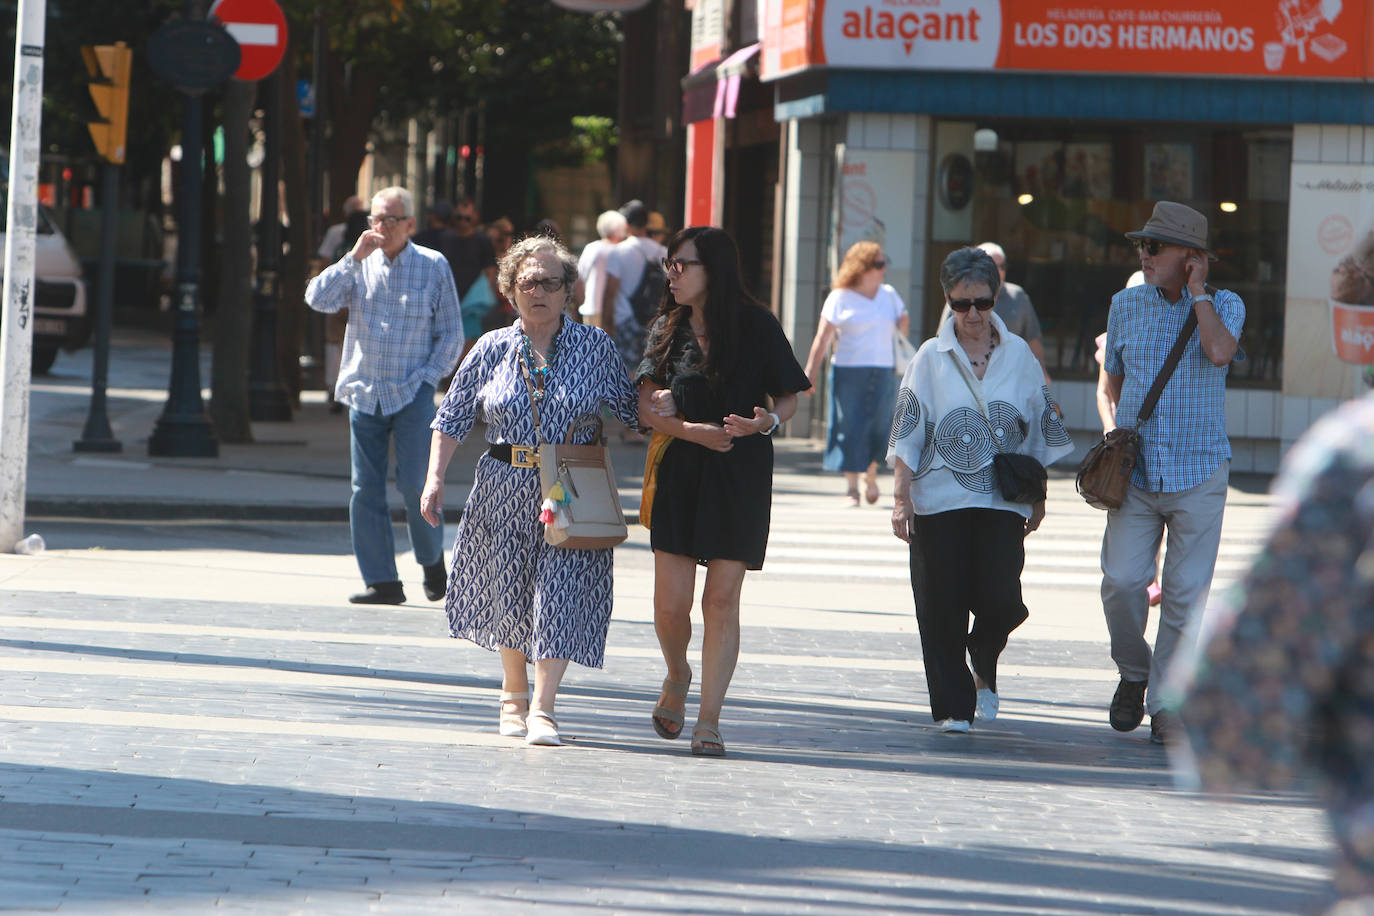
[803,242,909,506]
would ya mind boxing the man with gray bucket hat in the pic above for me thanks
[1098,201,1244,747]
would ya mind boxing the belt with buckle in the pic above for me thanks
[488,443,539,468]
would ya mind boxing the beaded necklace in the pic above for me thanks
[964,328,999,369]
[519,326,560,404]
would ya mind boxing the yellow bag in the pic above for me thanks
[639,431,674,528]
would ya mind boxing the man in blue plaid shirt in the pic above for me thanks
[307,187,463,605]
[1099,202,1244,747]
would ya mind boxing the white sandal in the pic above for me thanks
[499,690,528,738]
[525,711,561,747]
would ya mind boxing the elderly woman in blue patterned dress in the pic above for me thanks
[420,235,639,747]
[888,247,1074,733]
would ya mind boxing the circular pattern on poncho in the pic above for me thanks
[987,400,1027,452]
[934,407,995,472]
[889,388,921,448]
[954,466,996,493]
[1040,386,1071,447]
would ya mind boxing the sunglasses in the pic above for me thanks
[1134,239,1174,256]
[516,276,565,294]
[948,297,996,313]
[871,259,887,270]
[662,257,703,276]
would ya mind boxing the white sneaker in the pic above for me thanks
[525,712,562,747]
[937,718,970,733]
[974,689,999,722]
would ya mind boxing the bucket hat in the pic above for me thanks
[1125,201,1217,260]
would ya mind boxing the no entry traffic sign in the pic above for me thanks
[209,0,287,82]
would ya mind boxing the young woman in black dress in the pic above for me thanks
[635,227,811,756]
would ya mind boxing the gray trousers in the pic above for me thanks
[1100,461,1229,715]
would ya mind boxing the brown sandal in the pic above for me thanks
[652,676,691,740]
[691,722,725,757]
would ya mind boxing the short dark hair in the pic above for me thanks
[619,199,649,228]
[939,247,1001,299]
[430,200,453,222]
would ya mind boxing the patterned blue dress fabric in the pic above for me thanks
[431,319,639,668]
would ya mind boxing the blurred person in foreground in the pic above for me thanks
[575,209,628,327]
[306,186,463,605]
[889,246,1072,732]
[802,240,909,506]
[421,235,639,747]
[1175,394,1374,911]
[636,226,811,756]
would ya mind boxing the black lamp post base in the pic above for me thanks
[148,416,219,457]
[73,437,123,454]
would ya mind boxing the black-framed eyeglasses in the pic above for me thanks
[871,259,887,270]
[369,214,405,228]
[662,257,703,276]
[948,297,996,313]
[516,276,566,294]
[1134,239,1172,256]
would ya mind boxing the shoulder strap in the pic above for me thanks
[1134,302,1203,429]
[518,351,546,445]
[946,349,989,419]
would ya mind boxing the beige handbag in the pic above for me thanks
[519,357,628,549]
[538,415,629,549]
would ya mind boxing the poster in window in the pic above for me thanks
[1063,142,1112,199]
[1014,142,1063,198]
[1144,143,1193,200]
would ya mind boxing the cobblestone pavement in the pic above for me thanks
[0,477,1333,914]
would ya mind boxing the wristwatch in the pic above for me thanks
[761,411,781,436]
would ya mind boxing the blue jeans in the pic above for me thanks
[824,366,897,473]
[349,385,444,586]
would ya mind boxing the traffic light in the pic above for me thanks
[82,42,132,164]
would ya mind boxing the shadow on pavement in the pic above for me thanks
[0,763,1329,914]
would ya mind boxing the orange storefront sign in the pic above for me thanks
[762,0,1372,81]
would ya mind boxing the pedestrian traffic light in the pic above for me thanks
[82,42,132,164]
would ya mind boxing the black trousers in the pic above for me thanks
[908,508,1030,722]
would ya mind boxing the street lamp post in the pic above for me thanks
[249,68,290,421]
[148,0,220,457]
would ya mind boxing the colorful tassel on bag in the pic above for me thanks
[541,481,573,532]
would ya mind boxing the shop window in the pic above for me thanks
[930,121,1288,388]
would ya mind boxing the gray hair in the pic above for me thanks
[498,235,579,301]
[372,186,414,218]
[595,210,628,241]
[975,241,1006,264]
[939,246,1001,299]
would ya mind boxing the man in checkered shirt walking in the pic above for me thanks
[1098,202,1244,747]
[307,187,463,606]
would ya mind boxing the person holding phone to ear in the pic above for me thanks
[1098,202,1244,748]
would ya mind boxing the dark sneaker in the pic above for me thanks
[349,581,406,605]
[422,562,447,602]
[1109,678,1148,732]
[1150,710,1181,746]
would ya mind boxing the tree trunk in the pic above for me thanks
[278,56,310,404]
[209,79,255,442]
[325,56,380,219]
